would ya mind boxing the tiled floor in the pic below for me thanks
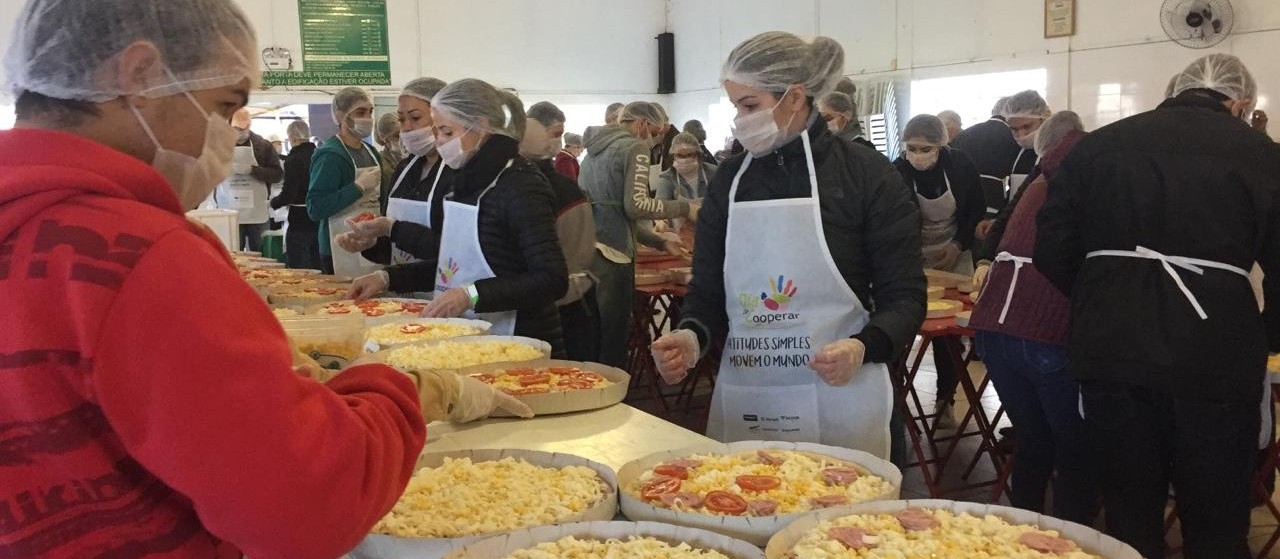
[637,339,1280,558]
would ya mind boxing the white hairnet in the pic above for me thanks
[670,132,700,153]
[649,102,670,125]
[903,114,948,146]
[1003,90,1050,119]
[5,0,258,102]
[991,97,1010,117]
[721,31,845,98]
[819,91,855,119]
[432,78,526,140]
[620,101,662,125]
[286,119,310,142]
[331,87,371,125]
[834,77,857,98]
[376,112,400,140]
[683,119,707,142]
[401,77,447,104]
[1034,110,1084,156]
[1170,53,1257,102]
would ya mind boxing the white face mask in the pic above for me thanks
[1015,132,1036,150]
[439,129,476,169]
[673,157,699,176]
[732,87,799,156]
[348,116,374,138]
[905,150,939,171]
[401,127,436,157]
[130,91,237,210]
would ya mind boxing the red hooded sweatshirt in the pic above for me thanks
[0,129,426,558]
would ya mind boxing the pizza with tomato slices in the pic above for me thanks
[314,298,427,318]
[784,509,1101,558]
[366,320,487,346]
[627,449,893,517]
[471,366,614,396]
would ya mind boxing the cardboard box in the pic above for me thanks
[617,441,902,546]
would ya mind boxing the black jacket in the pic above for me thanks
[271,142,315,210]
[893,147,986,252]
[386,135,569,355]
[951,117,1034,216]
[1035,91,1280,402]
[678,115,926,363]
[361,155,446,265]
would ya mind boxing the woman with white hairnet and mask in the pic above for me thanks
[654,132,718,203]
[354,79,569,355]
[1036,54,1280,558]
[336,77,449,267]
[818,90,877,151]
[306,86,383,275]
[1001,90,1051,199]
[968,111,1100,527]
[651,31,925,459]
[375,112,405,208]
[0,1,531,557]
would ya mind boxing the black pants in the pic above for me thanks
[1082,379,1258,559]
[932,337,961,405]
[284,206,322,270]
[239,222,268,253]
[559,287,601,363]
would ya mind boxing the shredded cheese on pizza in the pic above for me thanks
[504,536,731,559]
[367,320,486,346]
[385,340,545,371]
[472,366,613,396]
[372,457,608,538]
[317,298,426,318]
[788,510,1101,558]
[627,449,892,516]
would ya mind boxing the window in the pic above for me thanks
[909,69,1049,133]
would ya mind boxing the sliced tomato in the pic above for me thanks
[653,464,690,480]
[506,368,539,376]
[735,475,781,492]
[351,212,377,223]
[400,302,425,313]
[640,477,682,501]
[549,367,580,375]
[472,373,497,384]
[703,490,749,515]
[518,374,551,387]
[506,387,550,396]
[578,372,606,382]
[362,308,386,317]
[326,308,352,314]
[399,324,428,335]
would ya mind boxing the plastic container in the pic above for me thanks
[269,286,350,308]
[278,315,367,370]
[187,209,239,251]
[446,521,764,559]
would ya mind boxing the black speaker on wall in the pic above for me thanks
[657,32,675,94]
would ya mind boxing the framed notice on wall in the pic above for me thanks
[263,0,392,87]
[1045,0,1076,38]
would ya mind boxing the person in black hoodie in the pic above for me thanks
[270,120,321,269]
[1035,54,1280,559]
[650,32,924,460]
[351,79,568,356]
[334,78,449,268]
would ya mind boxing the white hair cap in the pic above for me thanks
[432,78,526,140]
[1170,53,1257,102]
[4,0,258,102]
[903,114,948,146]
[721,31,845,99]
[1002,90,1050,120]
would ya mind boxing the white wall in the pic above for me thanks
[669,0,1280,144]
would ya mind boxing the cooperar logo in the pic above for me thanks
[739,275,801,327]
[437,257,460,286]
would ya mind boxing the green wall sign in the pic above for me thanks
[263,0,391,87]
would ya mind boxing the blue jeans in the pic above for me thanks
[976,331,1098,525]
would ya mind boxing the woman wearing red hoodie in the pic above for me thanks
[969,111,1097,525]
[0,1,528,558]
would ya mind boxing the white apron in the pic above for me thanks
[215,146,268,225]
[989,251,1034,324]
[433,160,518,335]
[708,133,894,459]
[917,172,961,272]
[385,155,441,265]
[327,142,383,277]
[1006,148,1035,200]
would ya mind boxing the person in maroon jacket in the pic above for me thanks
[969,111,1096,525]
[0,2,528,558]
